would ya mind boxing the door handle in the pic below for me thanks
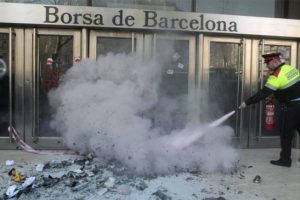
[235,70,243,75]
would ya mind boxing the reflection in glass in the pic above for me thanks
[153,39,189,133]
[38,35,73,137]
[156,39,189,96]
[208,42,242,136]
[258,45,291,137]
[96,37,133,56]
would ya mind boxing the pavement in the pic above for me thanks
[0,148,299,200]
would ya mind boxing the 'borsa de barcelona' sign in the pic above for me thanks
[44,6,238,32]
[1,2,300,37]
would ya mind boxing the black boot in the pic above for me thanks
[270,159,291,167]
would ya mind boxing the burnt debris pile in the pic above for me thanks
[0,153,255,200]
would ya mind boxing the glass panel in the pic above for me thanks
[38,35,73,137]
[258,45,291,137]
[0,33,9,137]
[92,0,192,11]
[0,32,15,137]
[154,39,189,132]
[208,42,242,137]
[156,39,189,96]
[196,0,277,18]
[96,37,133,56]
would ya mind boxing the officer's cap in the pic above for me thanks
[262,53,281,63]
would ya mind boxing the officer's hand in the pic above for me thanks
[239,101,247,109]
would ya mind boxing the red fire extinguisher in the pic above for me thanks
[265,98,275,131]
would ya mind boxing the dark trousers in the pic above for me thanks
[279,102,300,161]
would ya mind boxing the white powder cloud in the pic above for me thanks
[48,53,239,175]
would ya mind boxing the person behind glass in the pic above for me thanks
[239,53,300,167]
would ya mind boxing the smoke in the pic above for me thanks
[48,53,239,175]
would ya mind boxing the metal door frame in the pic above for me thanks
[89,31,144,59]
[23,28,81,149]
[249,39,297,148]
[202,36,252,148]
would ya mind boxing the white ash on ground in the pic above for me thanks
[0,153,268,200]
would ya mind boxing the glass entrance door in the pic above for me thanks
[0,29,10,138]
[89,32,196,133]
[153,34,196,130]
[0,28,15,149]
[202,37,250,147]
[30,29,81,148]
[249,39,297,148]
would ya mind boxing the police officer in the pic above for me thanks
[240,53,300,167]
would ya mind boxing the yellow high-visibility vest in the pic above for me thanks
[265,64,300,91]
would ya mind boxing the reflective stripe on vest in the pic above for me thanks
[265,64,300,91]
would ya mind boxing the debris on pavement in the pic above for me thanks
[8,168,25,183]
[253,175,262,184]
[134,179,148,191]
[203,197,226,200]
[152,189,172,200]
[5,176,35,198]
[0,153,268,200]
[6,185,20,198]
[5,160,14,167]
[35,164,44,172]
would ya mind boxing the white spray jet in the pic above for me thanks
[171,110,236,150]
